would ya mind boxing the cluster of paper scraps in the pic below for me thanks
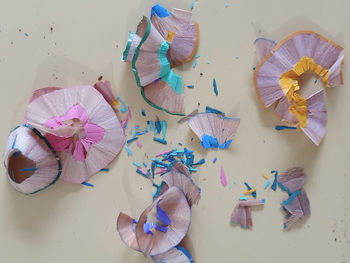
[117,162,200,262]
[230,167,310,229]
[254,31,344,145]
[122,4,199,116]
[4,81,126,194]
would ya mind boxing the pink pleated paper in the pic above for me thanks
[231,199,265,229]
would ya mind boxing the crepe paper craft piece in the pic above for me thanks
[271,170,278,191]
[244,182,257,198]
[177,109,199,124]
[93,81,119,107]
[213,78,218,96]
[254,31,344,145]
[82,181,94,187]
[162,163,201,206]
[151,245,194,263]
[277,167,310,229]
[231,199,265,229]
[117,187,192,258]
[186,85,194,89]
[213,157,217,163]
[264,180,271,189]
[150,4,199,67]
[24,85,126,184]
[4,125,62,194]
[123,16,185,116]
[275,125,297,131]
[220,166,227,187]
[188,112,240,150]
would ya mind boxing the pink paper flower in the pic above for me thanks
[45,104,104,161]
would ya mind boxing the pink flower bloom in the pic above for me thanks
[45,104,104,161]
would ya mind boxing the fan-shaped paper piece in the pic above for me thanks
[117,212,140,251]
[28,87,62,104]
[151,245,194,263]
[278,167,310,229]
[151,4,199,67]
[122,16,185,116]
[254,31,342,144]
[25,85,126,184]
[274,90,326,145]
[4,125,62,194]
[231,199,265,229]
[162,163,201,206]
[136,187,191,257]
[188,112,240,150]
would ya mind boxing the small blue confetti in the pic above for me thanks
[193,60,198,68]
[275,125,297,131]
[82,182,94,187]
[186,85,194,89]
[213,78,218,96]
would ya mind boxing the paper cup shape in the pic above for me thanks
[254,31,344,108]
[188,112,240,149]
[25,85,126,184]
[230,199,265,229]
[117,212,140,251]
[151,245,194,263]
[4,125,62,194]
[151,4,199,67]
[162,163,201,206]
[136,187,191,257]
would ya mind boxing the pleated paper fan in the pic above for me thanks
[151,245,194,263]
[135,187,191,257]
[4,125,61,194]
[188,112,240,150]
[25,85,126,184]
[117,212,140,251]
[151,4,199,67]
[230,199,265,229]
[254,31,344,108]
[162,163,201,207]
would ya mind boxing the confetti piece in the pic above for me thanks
[143,162,147,168]
[213,78,218,96]
[149,121,154,131]
[136,142,142,148]
[20,167,37,172]
[213,157,217,163]
[262,174,268,179]
[186,85,194,89]
[141,109,146,116]
[264,180,271,189]
[122,107,132,128]
[155,150,173,157]
[205,106,224,115]
[275,125,297,130]
[178,142,182,146]
[133,162,141,167]
[161,121,167,139]
[270,170,278,191]
[127,137,138,144]
[24,32,29,37]
[191,1,194,10]
[244,188,257,195]
[225,3,229,8]
[154,137,167,144]
[220,166,227,187]
[82,182,94,187]
[125,146,133,156]
[193,60,198,68]
[136,169,149,179]
[239,197,248,201]
[195,55,200,59]
[252,66,256,70]
[100,168,109,172]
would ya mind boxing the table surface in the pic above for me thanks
[0,0,349,262]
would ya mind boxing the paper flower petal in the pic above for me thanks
[4,125,61,194]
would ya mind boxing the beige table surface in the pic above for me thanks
[0,0,350,262]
